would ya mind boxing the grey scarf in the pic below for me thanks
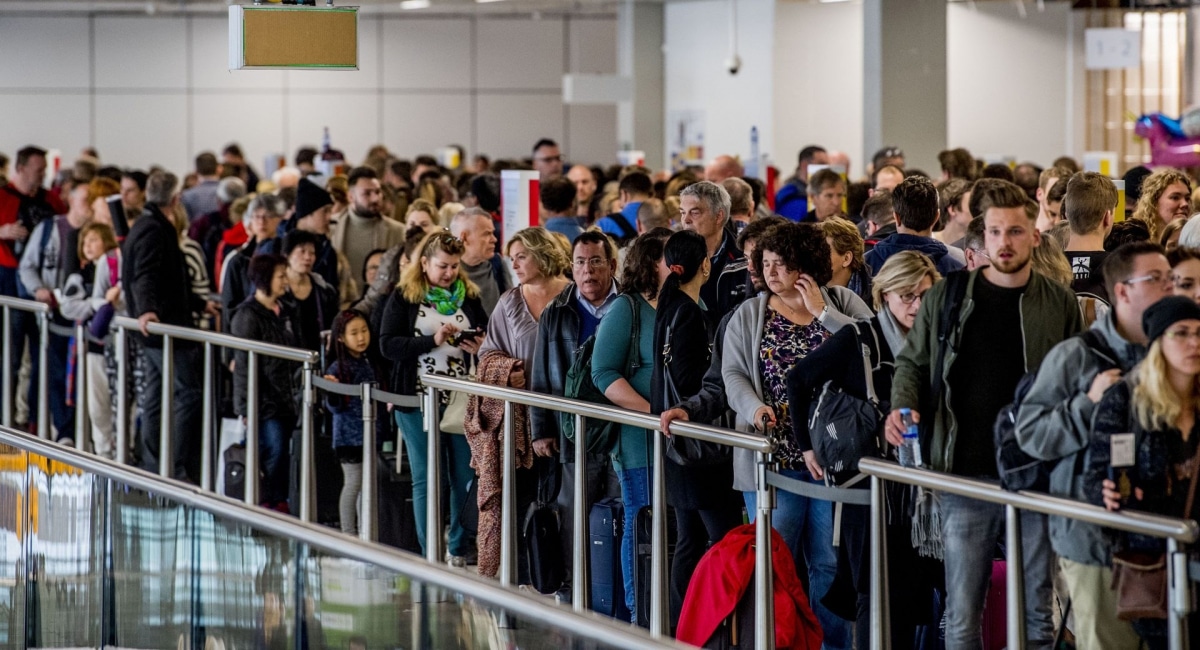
[876,307,908,357]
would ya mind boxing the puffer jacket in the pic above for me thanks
[231,298,299,421]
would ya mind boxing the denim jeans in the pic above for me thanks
[35,328,74,441]
[1018,511,1056,649]
[395,409,475,557]
[259,416,294,506]
[745,468,851,650]
[616,466,650,621]
[941,492,1005,650]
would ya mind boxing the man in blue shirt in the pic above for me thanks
[540,177,584,242]
[595,172,652,245]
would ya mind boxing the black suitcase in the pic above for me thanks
[223,443,247,500]
[589,497,628,620]
[289,428,343,525]
[633,505,677,629]
[702,574,756,649]
[376,451,421,554]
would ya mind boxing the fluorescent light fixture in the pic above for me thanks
[476,0,506,4]
[818,0,851,3]
[399,0,429,9]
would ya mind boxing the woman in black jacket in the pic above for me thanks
[231,254,300,512]
[784,250,941,650]
[379,230,489,565]
[278,229,339,352]
[651,230,743,629]
[1086,296,1200,648]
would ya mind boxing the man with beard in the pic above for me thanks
[330,166,405,280]
[887,180,1082,649]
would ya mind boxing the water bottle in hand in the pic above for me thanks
[898,408,923,468]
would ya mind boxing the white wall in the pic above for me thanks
[773,0,864,179]
[0,13,617,175]
[663,0,775,169]
[947,2,1085,167]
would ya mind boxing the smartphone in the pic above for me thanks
[1108,432,1136,506]
[449,328,483,346]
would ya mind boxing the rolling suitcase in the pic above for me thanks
[376,450,421,553]
[289,428,343,524]
[633,505,677,629]
[589,497,628,620]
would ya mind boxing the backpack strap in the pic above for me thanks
[611,211,638,241]
[932,271,971,404]
[1078,329,1119,368]
[855,320,880,407]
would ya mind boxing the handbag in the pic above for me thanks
[1111,441,1200,621]
[439,388,469,434]
[660,308,728,467]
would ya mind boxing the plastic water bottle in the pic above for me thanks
[898,408,923,468]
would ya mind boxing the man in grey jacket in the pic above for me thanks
[1016,241,1169,648]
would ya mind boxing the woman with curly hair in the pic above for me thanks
[721,221,872,649]
[1132,167,1192,241]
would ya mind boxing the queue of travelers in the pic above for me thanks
[4,139,1200,649]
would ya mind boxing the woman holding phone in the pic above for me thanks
[380,230,489,567]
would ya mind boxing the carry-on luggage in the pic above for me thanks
[289,427,343,524]
[633,505,677,628]
[589,497,628,620]
[982,559,1006,650]
[376,450,421,553]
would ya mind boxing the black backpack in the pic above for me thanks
[561,294,640,454]
[807,320,890,484]
[993,329,1116,492]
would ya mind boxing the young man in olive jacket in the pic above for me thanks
[886,181,1083,650]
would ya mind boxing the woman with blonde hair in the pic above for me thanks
[469,227,570,579]
[405,198,439,233]
[1132,168,1192,241]
[1030,232,1074,287]
[822,216,873,304]
[786,250,942,647]
[380,230,488,566]
[1087,296,1200,647]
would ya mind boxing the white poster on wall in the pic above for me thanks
[1085,29,1141,70]
[668,110,705,171]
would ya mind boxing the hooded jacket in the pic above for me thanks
[864,233,965,276]
[1015,311,1144,566]
[230,297,299,421]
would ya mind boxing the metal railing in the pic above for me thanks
[0,295,50,436]
[419,373,778,647]
[111,316,321,518]
[0,423,686,649]
[858,458,1199,650]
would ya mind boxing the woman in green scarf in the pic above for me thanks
[380,230,489,566]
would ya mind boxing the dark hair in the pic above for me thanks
[1046,176,1069,206]
[659,230,708,301]
[16,146,46,168]
[532,138,558,155]
[362,248,388,284]
[122,170,148,191]
[973,179,1030,218]
[846,181,871,222]
[295,147,318,167]
[1168,246,1200,269]
[195,152,218,176]
[277,186,297,210]
[862,190,895,226]
[1053,156,1081,174]
[413,154,438,169]
[1102,241,1166,297]
[967,178,1007,219]
[283,229,320,257]
[403,225,429,262]
[97,166,122,184]
[469,174,501,212]
[752,222,833,291]
[222,143,245,159]
[347,166,378,187]
[539,177,576,214]
[1104,220,1152,252]
[938,148,976,180]
[621,233,666,298]
[809,168,845,195]
[891,176,939,231]
[964,216,986,252]
[872,146,904,171]
[980,163,1015,182]
[618,171,653,197]
[736,215,787,250]
[938,178,972,227]
[249,253,287,292]
[572,231,616,260]
[797,145,826,165]
[326,309,375,405]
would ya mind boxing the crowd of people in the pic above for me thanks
[3,137,1200,648]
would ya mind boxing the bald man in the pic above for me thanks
[828,151,852,180]
[872,165,904,194]
[567,165,598,222]
[705,155,744,183]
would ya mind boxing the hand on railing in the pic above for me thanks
[753,406,776,431]
[138,311,160,336]
[659,408,688,438]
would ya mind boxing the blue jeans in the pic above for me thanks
[745,468,851,650]
[616,466,650,621]
[259,417,294,506]
[395,409,475,557]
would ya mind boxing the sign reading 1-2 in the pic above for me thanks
[1085,28,1141,71]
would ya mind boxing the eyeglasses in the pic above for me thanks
[536,155,563,163]
[572,257,608,269]
[1164,328,1200,342]
[1123,272,1172,288]
[895,291,928,305]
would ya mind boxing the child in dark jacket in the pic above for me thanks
[324,310,386,536]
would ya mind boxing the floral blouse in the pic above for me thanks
[759,308,831,467]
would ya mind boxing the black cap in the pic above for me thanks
[293,177,332,221]
[1123,165,1152,210]
[1143,296,1200,344]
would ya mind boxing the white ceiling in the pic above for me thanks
[0,0,635,16]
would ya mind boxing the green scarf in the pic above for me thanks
[426,279,466,316]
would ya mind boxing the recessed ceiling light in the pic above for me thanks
[400,0,430,9]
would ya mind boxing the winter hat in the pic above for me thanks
[293,177,333,221]
[1143,295,1200,344]
[470,174,501,213]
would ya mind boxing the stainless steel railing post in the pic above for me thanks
[424,388,443,564]
[572,412,589,613]
[869,475,889,650]
[158,334,173,476]
[499,399,516,588]
[36,312,49,440]
[245,351,259,506]
[360,382,377,543]
[200,342,214,492]
[75,323,89,451]
[1005,504,1026,650]
[1168,537,1186,649]
[649,429,668,638]
[1,306,9,429]
[755,451,776,650]
[300,361,315,523]
[115,326,127,465]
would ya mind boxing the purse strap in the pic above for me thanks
[857,321,880,407]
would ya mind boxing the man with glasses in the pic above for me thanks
[888,180,1083,649]
[529,231,619,602]
[1016,241,1169,649]
[532,139,564,181]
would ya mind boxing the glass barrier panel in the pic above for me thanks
[0,445,25,649]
